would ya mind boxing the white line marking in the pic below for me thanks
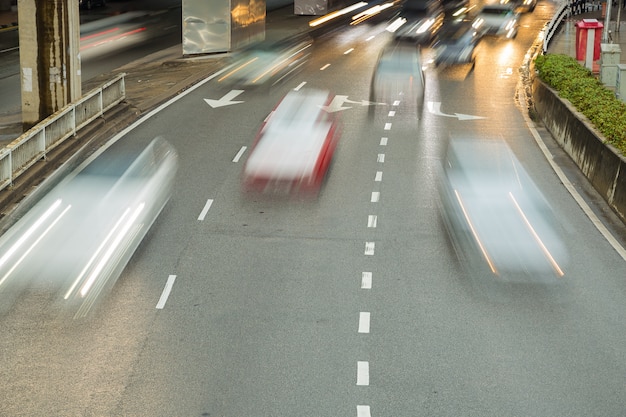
[156,275,176,309]
[344,48,355,54]
[232,146,247,162]
[294,81,307,91]
[365,242,375,255]
[388,110,396,117]
[367,215,377,228]
[361,272,372,289]
[320,63,331,70]
[384,122,392,130]
[366,35,375,41]
[393,100,401,106]
[371,192,380,202]
[377,154,385,163]
[525,115,626,261]
[380,137,388,146]
[375,171,383,182]
[358,312,371,333]
[357,361,369,385]
[357,405,371,417]
[198,199,214,221]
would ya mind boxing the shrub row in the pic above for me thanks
[534,53,626,154]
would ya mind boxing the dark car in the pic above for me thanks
[433,20,481,66]
[390,0,445,45]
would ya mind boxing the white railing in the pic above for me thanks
[543,1,571,54]
[0,73,126,192]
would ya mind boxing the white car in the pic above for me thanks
[472,3,519,38]
[242,89,340,195]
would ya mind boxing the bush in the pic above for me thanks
[535,53,626,153]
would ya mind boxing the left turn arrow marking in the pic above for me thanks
[204,90,245,108]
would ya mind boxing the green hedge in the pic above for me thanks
[534,53,626,154]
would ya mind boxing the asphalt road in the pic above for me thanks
[2,1,626,416]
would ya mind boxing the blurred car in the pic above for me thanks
[433,19,481,66]
[472,3,519,38]
[0,137,178,318]
[442,0,470,15]
[515,0,537,13]
[389,0,445,45]
[242,89,340,195]
[438,137,568,282]
[218,35,312,89]
[369,42,425,115]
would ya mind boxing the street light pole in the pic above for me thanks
[603,0,613,41]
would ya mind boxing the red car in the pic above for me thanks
[242,89,340,195]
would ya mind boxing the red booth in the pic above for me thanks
[575,19,603,61]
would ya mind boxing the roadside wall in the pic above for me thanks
[532,78,626,223]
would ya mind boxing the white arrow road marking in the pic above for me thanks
[204,90,245,108]
[321,95,385,113]
[427,101,486,120]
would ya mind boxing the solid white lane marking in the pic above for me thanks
[377,154,385,163]
[232,146,247,162]
[357,405,371,417]
[384,122,392,130]
[358,312,371,333]
[357,361,369,385]
[320,63,331,70]
[371,192,380,202]
[361,272,372,289]
[294,81,307,91]
[344,48,355,54]
[156,275,176,309]
[198,199,214,221]
[365,242,375,255]
[388,110,396,117]
[375,171,383,182]
[380,137,388,146]
[368,215,377,228]
[525,109,626,262]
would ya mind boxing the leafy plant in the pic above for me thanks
[535,53,626,152]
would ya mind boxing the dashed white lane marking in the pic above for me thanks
[371,192,380,202]
[361,272,372,289]
[384,123,392,130]
[198,199,214,221]
[232,146,247,162]
[375,171,383,182]
[380,137,388,146]
[388,110,396,117]
[344,48,355,54]
[377,154,385,163]
[294,81,307,91]
[320,63,331,70]
[357,361,370,385]
[393,100,401,106]
[357,405,371,417]
[358,312,371,333]
[365,242,375,255]
[366,35,375,41]
[368,215,377,228]
[156,275,176,309]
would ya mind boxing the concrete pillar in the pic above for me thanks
[616,63,626,102]
[18,0,81,129]
[600,43,621,87]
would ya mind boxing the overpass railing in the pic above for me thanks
[0,73,126,193]
[543,0,571,54]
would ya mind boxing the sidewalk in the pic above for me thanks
[546,3,626,67]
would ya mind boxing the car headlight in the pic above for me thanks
[416,18,435,34]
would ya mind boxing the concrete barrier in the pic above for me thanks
[532,77,626,222]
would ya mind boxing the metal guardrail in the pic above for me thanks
[543,1,571,54]
[0,73,126,192]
